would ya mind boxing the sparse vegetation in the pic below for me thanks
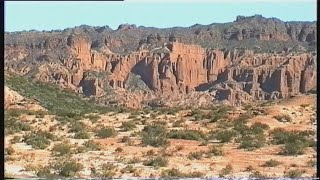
[143,156,168,167]
[5,115,32,134]
[274,114,292,122]
[219,164,233,177]
[83,140,102,151]
[51,158,84,177]
[188,151,205,160]
[95,126,117,138]
[51,141,73,156]
[284,169,305,178]
[23,131,56,149]
[262,159,281,167]
[167,129,207,141]
[238,133,266,151]
[73,130,91,139]
[141,124,168,147]
[6,75,112,117]
[120,121,137,131]
[207,145,224,156]
[210,129,237,143]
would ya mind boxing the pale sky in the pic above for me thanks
[5,0,317,32]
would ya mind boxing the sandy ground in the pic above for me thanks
[5,94,317,178]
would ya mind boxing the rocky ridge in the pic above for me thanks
[4,15,317,108]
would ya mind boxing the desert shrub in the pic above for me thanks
[83,140,101,151]
[219,164,233,177]
[280,140,308,155]
[250,122,270,133]
[115,147,123,153]
[216,119,234,129]
[73,130,91,139]
[167,129,207,141]
[68,122,87,133]
[120,136,134,146]
[270,128,312,155]
[270,128,291,144]
[238,133,266,151]
[284,169,305,178]
[145,149,155,156]
[95,126,117,138]
[262,159,281,167]
[207,145,224,156]
[143,156,168,167]
[187,171,206,178]
[23,131,56,149]
[274,114,292,122]
[51,142,72,156]
[120,165,135,174]
[209,105,231,122]
[120,121,137,131]
[127,157,141,164]
[306,159,316,167]
[51,158,83,177]
[85,114,100,123]
[141,124,168,147]
[10,136,22,144]
[161,168,184,177]
[5,147,15,156]
[211,130,237,143]
[6,108,37,117]
[161,168,205,178]
[176,145,184,151]
[249,170,266,178]
[5,116,32,134]
[25,164,53,178]
[300,104,310,108]
[172,119,185,127]
[188,151,205,160]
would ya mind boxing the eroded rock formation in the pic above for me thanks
[4,15,317,108]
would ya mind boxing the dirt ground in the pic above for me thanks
[4,93,317,178]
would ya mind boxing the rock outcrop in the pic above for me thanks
[4,15,317,108]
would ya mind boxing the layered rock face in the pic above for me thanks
[4,15,317,107]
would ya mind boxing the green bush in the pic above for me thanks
[161,168,184,177]
[188,151,205,160]
[207,145,224,156]
[219,164,233,177]
[143,156,168,167]
[51,158,83,177]
[51,142,72,156]
[5,147,15,156]
[96,163,117,178]
[238,134,266,151]
[74,131,91,139]
[85,114,100,123]
[141,124,168,147]
[274,114,292,122]
[284,169,305,178]
[262,159,281,167]
[120,121,137,131]
[211,130,237,143]
[23,131,56,149]
[5,116,32,134]
[10,136,22,144]
[250,122,270,134]
[68,122,87,133]
[280,140,308,155]
[167,129,207,141]
[95,126,117,138]
[83,140,102,151]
